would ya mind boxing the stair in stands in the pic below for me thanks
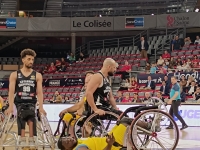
[0,0,17,17]
[45,0,63,17]
[0,37,24,50]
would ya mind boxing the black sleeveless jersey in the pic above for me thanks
[93,72,111,107]
[14,70,37,104]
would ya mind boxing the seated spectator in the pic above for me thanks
[116,60,131,80]
[156,91,165,102]
[145,62,151,73]
[180,76,187,92]
[194,36,200,45]
[187,81,197,96]
[159,63,167,74]
[132,93,140,103]
[162,50,170,60]
[176,62,182,72]
[184,37,192,46]
[77,52,85,62]
[143,92,151,102]
[42,66,48,74]
[169,57,176,69]
[186,75,195,87]
[192,55,199,64]
[55,59,61,71]
[128,76,138,91]
[157,56,164,66]
[59,58,68,72]
[150,63,157,74]
[182,62,191,72]
[51,91,62,103]
[69,52,76,64]
[186,58,192,66]
[164,59,169,66]
[116,91,123,103]
[119,79,130,91]
[193,87,200,101]
[163,75,170,87]
[176,58,183,66]
[122,93,131,103]
[64,96,73,103]
[48,62,56,73]
[160,81,170,96]
[145,76,155,90]
[180,87,186,102]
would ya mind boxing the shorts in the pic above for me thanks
[63,113,81,126]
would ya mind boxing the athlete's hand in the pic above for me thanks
[106,133,115,146]
[39,108,47,116]
[59,110,67,118]
[5,106,13,116]
[94,109,105,116]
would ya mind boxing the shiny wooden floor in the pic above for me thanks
[2,122,200,150]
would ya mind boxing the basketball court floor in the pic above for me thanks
[2,122,200,150]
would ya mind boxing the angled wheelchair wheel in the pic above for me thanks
[82,111,119,138]
[129,109,179,150]
[73,115,87,138]
[145,97,168,113]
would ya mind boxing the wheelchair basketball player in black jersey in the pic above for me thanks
[6,49,46,145]
[85,58,122,116]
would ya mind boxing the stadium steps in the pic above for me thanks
[0,37,24,51]
[0,0,17,16]
[45,0,63,17]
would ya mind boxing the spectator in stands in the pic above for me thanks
[129,76,138,91]
[59,58,68,72]
[172,36,182,51]
[180,86,186,102]
[64,96,72,103]
[194,36,200,45]
[145,76,155,90]
[116,91,123,103]
[182,62,191,72]
[145,62,151,73]
[186,76,195,87]
[187,81,197,96]
[164,75,170,86]
[122,93,131,103]
[184,37,192,46]
[180,76,187,92]
[192,55,199,68]
[159,63,167,74]
[42,66,48,75]
[69,53,76,64]
[150,63,157,74]
[193,87,200,101]
[157,56,164,66]
[119,78,130,91]
[51,91,62,103]
[169,57,176,69]
[176,58,183,66]
[132,93,140,103]
[143,92,151,102]
[156,91,165,102]
[160,80,170,96]
[117,60,131,80]
[176,62,182,72]
[77,52,85,62]
[138,36,149,59]
[48,62,56,73]
[55,60,61,71]
[162,50,171,60]
[164,59,169,66]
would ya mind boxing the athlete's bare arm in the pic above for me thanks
[85,73,102,112]
[0,96,4,107]
[36,72,45,113]
[8,72,17,109]
[109,90,117,109]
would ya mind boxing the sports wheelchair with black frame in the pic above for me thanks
[56,97,179,150]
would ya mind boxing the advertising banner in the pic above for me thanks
[0,80,9,88]
[157,12,200,28]
[0,18,16,29]
[137,73,165,85]
[44,104,200,126]
[43,77,85,87]
[125,17,144,28]
[70,17,114,31]
[167,71,200,81]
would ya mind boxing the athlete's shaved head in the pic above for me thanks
[102,58,117,76]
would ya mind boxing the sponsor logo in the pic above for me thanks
[0,82,4,88]
[0,18,16,29]
[173,110,200,121]
[125,17,144,28]
[49,80,60,86]
[30,75,35,80]
[167,15,189,27]
[72,20,112,28]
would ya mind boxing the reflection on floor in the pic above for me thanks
[2,122,200,150]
